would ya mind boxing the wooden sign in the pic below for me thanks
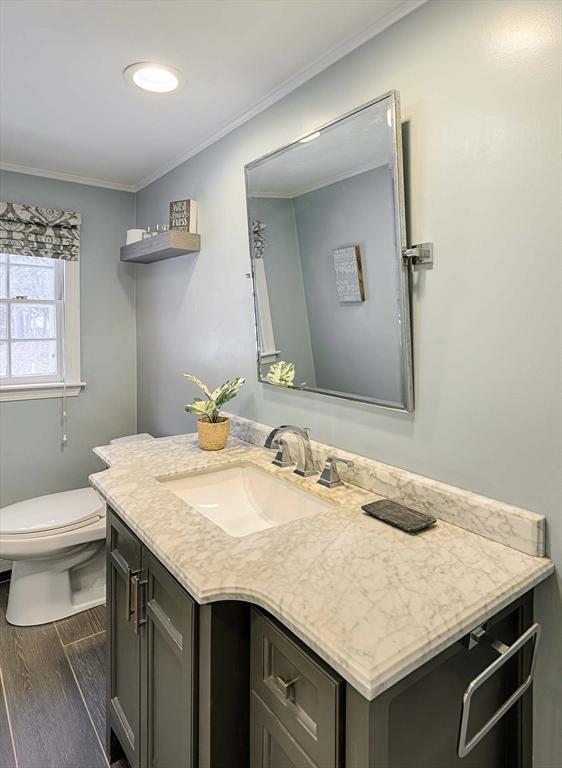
[169,199,198,234]
[333,245,365,302]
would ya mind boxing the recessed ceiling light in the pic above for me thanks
[124,62,185,94]
[299,131,321,144]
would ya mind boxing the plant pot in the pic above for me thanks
[197,416,230,451]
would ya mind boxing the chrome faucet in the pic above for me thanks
[264,425,317,477]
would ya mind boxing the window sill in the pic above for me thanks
[259,350,281,365]
[0,382,86,402]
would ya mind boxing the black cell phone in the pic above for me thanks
[362,499,436,534]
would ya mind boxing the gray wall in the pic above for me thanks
[135,2,561,765]
[250,197,316,386]
[0,170,137,507]
[294,167,402,404]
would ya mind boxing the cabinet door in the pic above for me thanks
[107,510,142,768]
[141,548,196,768]
[251,692,317,768]
[251,610,342,768]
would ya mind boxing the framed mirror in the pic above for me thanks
[245,91,414,412]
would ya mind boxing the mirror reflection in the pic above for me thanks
[245,92,413,410]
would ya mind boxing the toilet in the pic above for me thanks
[0,433,154,626]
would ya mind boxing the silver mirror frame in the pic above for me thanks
[244,90,414,413]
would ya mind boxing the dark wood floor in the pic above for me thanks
[0,581,127,768]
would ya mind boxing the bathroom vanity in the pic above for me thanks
[92,423,553,768]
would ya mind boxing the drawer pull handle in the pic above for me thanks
[274,675,301,699]
[131,572,148,634]
[458,622,541,758]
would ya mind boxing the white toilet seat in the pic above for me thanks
[1,487,105,536]
[1,514,106,560]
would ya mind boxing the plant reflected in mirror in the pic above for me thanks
[266,360,295,387]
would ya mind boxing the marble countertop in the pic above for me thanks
[90,434,553,700]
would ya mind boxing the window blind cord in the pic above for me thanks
[60,266,67,446]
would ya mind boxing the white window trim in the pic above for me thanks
[0,260,85,402]
[254,258,280,364]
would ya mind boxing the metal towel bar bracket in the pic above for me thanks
[402,242,433,269]
[458,621,541,758]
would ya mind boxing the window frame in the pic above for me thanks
[0,255,84,401]
[253,257,280,365]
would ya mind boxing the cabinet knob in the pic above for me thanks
[274,674,301,700]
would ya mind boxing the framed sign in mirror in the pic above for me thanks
[245,91,422,412]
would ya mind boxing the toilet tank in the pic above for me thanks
[109,433,155,445]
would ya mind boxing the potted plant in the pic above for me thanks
[184,374,245,450]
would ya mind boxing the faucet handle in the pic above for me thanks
[317,455,354,489]
[271,439,294,469]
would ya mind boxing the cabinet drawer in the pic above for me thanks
[251,610,343,768]
[251,692,317,768]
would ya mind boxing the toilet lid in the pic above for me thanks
[0,487,105,535]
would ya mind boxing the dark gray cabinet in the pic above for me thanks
[106,510,197,768]
[107,511,142,768]
[251,598,535,768]
[141,549,197,768]
[107,508,536,768]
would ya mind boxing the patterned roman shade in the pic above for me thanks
[252,219,266,259]
[0,201,81,261]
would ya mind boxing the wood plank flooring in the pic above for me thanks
[56,605,105,647]
[0,582,127,768]
[0,665,17,768]
[64,633,106,746]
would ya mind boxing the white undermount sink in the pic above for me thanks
[158,463,335,537]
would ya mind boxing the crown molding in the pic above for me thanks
[133,0,426,191]
[0,162,136,193]
[253,160,390,199]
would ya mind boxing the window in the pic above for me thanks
[254,258,279,364]
[250,219,279,365]
[0,254,63,382]
[0,254,82,401]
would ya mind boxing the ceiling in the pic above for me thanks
[247,96,393,197]
[0,0,424,192]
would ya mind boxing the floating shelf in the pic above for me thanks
[120,230,201,264]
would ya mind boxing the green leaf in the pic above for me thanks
[184,398,219,422]
[212,377,246,408]
[185,399,208,414]
[266,361,295,387]
[183,374,212,399]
